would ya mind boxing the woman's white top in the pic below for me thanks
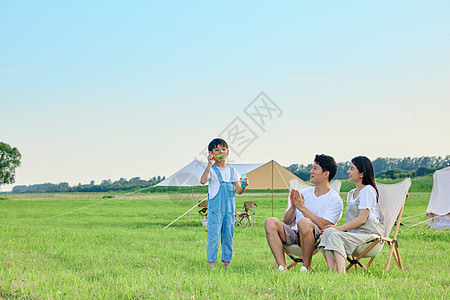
[347,185,379,222]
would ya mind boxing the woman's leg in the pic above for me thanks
[324,251,337,271]
[334,251,347,273]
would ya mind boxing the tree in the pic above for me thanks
[0,142,22,199]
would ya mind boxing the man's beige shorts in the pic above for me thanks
[283,223,321,246]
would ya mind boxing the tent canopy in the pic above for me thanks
[156,159,306,190]
[427,166,450,228]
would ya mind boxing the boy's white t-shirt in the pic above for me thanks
[288,187,343,231]
[208,165,240,199]
[347,185,379,222]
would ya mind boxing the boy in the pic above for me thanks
[200,138,248,268]
[264,154,343,272]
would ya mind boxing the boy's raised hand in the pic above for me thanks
[207,153,214,165]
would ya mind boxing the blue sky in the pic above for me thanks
[1,1,449,190]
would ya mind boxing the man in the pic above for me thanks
[264,154,343,272]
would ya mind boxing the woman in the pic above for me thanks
[318,156,383,273]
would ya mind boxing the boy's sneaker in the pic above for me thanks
[278,265,286,272]
[300,266,308,273]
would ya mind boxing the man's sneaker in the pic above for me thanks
[300,266,308,273]
[278,265,286,272]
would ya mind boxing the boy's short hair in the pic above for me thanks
[208,138,228,152]
[314,154,337,182]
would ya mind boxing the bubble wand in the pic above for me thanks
[241,173,247,187]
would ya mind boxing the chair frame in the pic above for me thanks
[280,242,321,270]
[346,190,409,272]
[235,202,257,226]
[198,200,208,224]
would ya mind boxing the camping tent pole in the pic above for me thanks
[271,161,274,217]
[190,187,193,221]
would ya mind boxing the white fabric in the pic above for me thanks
[427,166,450,228]
[347,185,379,222]
[377,179,411,237]
[156,160,207,187]
[155,160,262,187]
[287,186,343,231]
[230,163,264,177]
[428,214,450,228]
[330,180,342,194]
[207,166,240,199]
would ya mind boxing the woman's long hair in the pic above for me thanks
[351,156,379,200]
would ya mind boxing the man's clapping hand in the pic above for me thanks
[290,189,305,210]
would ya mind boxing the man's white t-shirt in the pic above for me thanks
[288,187,343,231]
[347,185,379,222]
[208,165,240,199]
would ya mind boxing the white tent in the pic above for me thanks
[427,166,450,228]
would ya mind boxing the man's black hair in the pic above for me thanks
[208,138,228,152]
[314,154,337,182]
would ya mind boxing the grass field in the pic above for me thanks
[1,191,449,299]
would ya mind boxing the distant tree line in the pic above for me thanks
[287,156,450,181]
[11,176,164,194]
[9,155,450,194]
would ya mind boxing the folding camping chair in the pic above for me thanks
[198,200,208,225]
[235,202,257,226]
[346,178,411,271]
[280,179,342,269]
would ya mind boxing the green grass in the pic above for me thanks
[0,192,448,299]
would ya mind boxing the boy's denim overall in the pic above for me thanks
[206,165,235,263]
